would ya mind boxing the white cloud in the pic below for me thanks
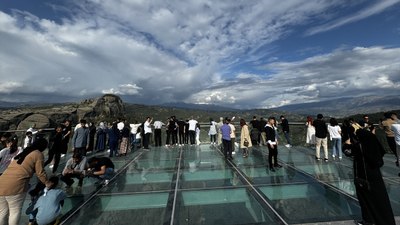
[0,1,399,109]
[187,46,400,108]
[306,0,400,35]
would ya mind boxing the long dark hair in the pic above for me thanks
[7,135,19,154]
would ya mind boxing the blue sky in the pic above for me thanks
[0,0,399,109]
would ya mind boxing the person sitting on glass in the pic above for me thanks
[86,156,115,186]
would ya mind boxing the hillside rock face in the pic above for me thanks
[77,94,125,122]
[0,94,125,132]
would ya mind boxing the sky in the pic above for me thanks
[0,0,399,109]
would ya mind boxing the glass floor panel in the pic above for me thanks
[18,144,400,224]
[65,192,169,225]
[259,183,360,224]
[177,188,282,225]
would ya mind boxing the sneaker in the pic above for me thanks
[324,158,328,162]
[49,165,54,169]
[61,154,66,158]
[315,156,320,161]
[274,164,282,168]
[269,167,276,172]
[285,144,291,148]
[104,179,109,186]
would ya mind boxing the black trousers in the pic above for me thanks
[387,136,397,157]
[178,131,185,144]
[61,173,84,186]
[154,129,162,147]
[223,139,232,158]
[189,131,196,145]
[44,149,61,173]
[267,144,278,168]
[144,133,151,149]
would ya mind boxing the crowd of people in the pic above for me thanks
[0,111,399,225]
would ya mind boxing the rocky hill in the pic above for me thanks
[0,94,125,131]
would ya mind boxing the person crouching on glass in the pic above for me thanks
[60,153,88,191]
[86,156,115,186]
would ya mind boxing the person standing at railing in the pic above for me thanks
[228,118,236,153]
[177,119,187,146]
[60,120,72,158]
[208,118,217,145]
[72,119,90,156]
[216,117,224,147]
[305,116,316,149]
[327,118,342,160]
[249,116,260,145]
[266,117,282,172]
[391,116,400,171]
[195,123,201,145]
[220,118,232,159]
[314,114,329,162]
[380,112,398,164]
[153,119,165,147]
[280,115,292,148]
[44,125,63,173]
[24,131,34,149]
[259,117,267,146]
[240,119,252,158]
[143,117,153,150]
[188,117,198,145]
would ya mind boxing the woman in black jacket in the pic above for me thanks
[344,128,395,225]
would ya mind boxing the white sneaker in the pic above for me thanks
[285,144,291,148]
[61,154,66,158]
[104,180,109,186]
[49,165,54,169]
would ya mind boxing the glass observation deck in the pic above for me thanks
[20,144,400,225]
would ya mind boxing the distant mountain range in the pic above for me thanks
[156,95,400,118]
[160,102,236,112]
[273,95,400,117]
[1,95,399,121]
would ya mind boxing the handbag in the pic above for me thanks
[243,139,249,147]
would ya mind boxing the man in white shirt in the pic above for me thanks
[188,117,198,145]
[143,117,153,150]
[129,121,141,146]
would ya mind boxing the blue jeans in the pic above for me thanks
[331,138,342,158]
[283,131,291,145]
[99,168,115,180]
